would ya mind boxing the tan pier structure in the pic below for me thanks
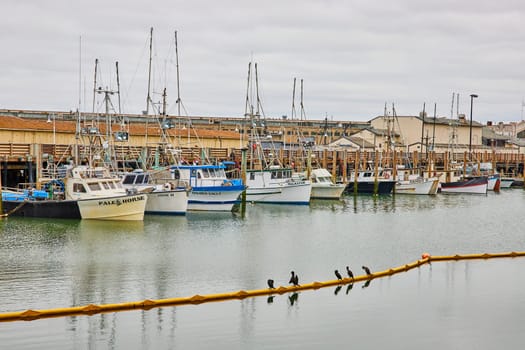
[0,109,524,189]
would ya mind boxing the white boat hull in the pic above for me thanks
[77,193,147,221]
[395,178,439,195]
[188,188,244,212]
[500,178,514,188]
[246,182,312,204]
[310,184,346,199]
[487,175,501,191]
[145,189,188,215]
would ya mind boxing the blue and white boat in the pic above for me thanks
[169,164,245,212]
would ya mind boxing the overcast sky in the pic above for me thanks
[1,0,525,123]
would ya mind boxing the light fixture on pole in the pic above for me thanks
[47,114,56,145]
[469,94,478,157]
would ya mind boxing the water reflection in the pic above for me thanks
[288,292,299,306]
[309,199,346,212]
[334,285,342,295]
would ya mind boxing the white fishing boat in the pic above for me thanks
[63,165,147,220]
[121,169,188,215]
[170,164,245,212]
[242,62,311,205]
[246,166,312,204]
[394,166,439,195]
[309,168,346,199]
[396,177,440,195]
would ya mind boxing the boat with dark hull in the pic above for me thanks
[2,186,81,219]
[345,169,396,195]
[2,198,81,219]
[440,176,488,195]
[345,180,396,195]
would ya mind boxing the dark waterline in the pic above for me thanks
[0,190,524,349]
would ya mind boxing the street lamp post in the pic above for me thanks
[469,94,478,158]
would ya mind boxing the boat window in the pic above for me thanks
[112,182,120,189]
[271,171,276,179]
[88,182,102,191]
[250,172,255,180]
[173,170,180,180]
[144,174,150,183]
[136,174,145,184]
[217,169,226,178]
[73,183,86,193]
[203,169,210,178]
[364,172,372,177]
[101,182,110,190]
[122,175,135,185]
[197,171,202,179]
[191,169,197,178]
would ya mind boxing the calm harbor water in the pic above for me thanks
[1,190,525,349]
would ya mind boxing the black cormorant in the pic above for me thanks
[346,266,354,279]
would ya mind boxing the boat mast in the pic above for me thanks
[116,61,122,114]
[300,79,306,121]
[420,102,426,164]
[92,58,98,113]
[432,103,436,151]
[244,62,253,168]
[145,27,153,116]
[175,31,181,118]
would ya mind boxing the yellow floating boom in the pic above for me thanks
[1,251,524,322]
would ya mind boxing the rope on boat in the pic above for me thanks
[1,251,524,322]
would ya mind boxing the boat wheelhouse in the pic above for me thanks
[121,169,188,215]
[245,166,311,204]
[170,164,245,212]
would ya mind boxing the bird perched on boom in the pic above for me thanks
[334,269,342,280]
[346,266,354,279]
[362,265,372,276]
[289,271,299,286]
[267,279,275,289]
